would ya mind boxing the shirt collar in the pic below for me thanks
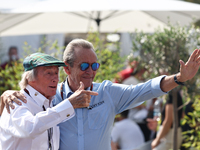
[26,85,54,108]
[65,78,73,93]
[65,77,92,93]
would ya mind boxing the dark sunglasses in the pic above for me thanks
[80,63,100,71]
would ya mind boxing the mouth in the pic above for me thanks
[49,86,57,89]
[82,76,93,79]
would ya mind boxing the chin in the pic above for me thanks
[85,83,92,89]
[81,79,93,88]
[49,91,56,96]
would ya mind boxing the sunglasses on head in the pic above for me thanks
[80,62,100,71]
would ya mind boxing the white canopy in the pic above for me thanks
[5,0,200,12]
[0,0,200,36]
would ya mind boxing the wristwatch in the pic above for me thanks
[174,75,184,86]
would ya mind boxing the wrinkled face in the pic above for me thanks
[30,66,59,99]
[66,47,98,92]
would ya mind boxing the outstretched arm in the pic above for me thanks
[160,49,200,92]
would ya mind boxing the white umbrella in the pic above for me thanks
[0,0,37,12]
[0,0,200,36]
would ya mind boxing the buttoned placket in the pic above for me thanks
[77,108,84,150]
[66,92,84,150]
[63,78,88,150]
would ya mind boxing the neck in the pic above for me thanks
[67,79,77,92]
[67,78,92,92]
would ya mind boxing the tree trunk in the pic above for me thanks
[172,88,178,150]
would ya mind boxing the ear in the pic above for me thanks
[27,75,36,86]
[63,62,70,75]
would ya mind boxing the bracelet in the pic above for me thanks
[174,75,184,86]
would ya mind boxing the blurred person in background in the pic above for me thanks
[1,46,19,69]
[147,91,183,150]
[111,109,145,150]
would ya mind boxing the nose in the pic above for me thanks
[85,65,93,73]
[52,74,59,83]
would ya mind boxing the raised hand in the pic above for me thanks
[68,82,98,109]
[160,49,200,92]
[179,49,200,82]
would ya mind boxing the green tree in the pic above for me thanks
[0,61,23,94]
[130,22,200,149]
[182,95,200,149]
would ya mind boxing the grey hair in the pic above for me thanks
[19,68,38,90]
[63,39,96,67]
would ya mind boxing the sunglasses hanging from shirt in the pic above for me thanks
[80,63,100,71]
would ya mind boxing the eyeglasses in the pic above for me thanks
[80,63,100,71]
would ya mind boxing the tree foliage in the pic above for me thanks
[0,61,23,94]
[131,23,200,97]
[182,95,200,149]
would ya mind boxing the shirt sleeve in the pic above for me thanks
[107,75,168,114]
[53,98,75,122]
[0,99,75,138]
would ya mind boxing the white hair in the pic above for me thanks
[19,68,38,90]
[63,39,96,67]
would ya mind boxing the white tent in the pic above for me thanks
[1,0,200,36]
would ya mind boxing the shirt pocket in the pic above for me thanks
[88,104,108,129]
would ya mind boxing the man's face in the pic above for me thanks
[67,47,98,91]
[31,66,59,99]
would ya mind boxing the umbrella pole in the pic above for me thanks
[95,18,102,50]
